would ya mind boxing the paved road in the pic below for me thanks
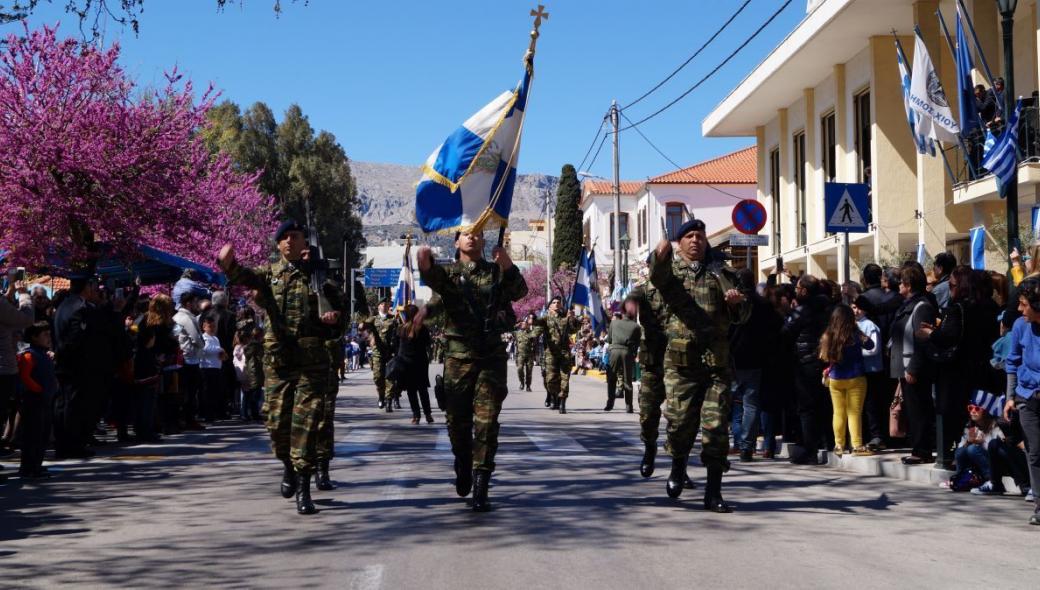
[2,364,1037,589]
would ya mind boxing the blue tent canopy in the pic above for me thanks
[94,244,225,286]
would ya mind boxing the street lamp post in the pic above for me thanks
[619,234,631,286]
[997,0,1019,272]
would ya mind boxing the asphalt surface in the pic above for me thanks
[2,363,1038,589]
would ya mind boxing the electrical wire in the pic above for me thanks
[584,132,610,177]
[618,0,794,131]
[621,0,752,111]
[576,115,608,174]
[619,111,747,201]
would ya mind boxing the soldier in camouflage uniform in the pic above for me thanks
[218,220,343,515]
[361,300,400,411]
[649,219,749,512]
[415,231,527,512]
[513,313,538,392]
[315,333,344,491]
[532,296,580,414]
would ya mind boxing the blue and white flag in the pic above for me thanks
[392,241,414,308]
[983,128,996,158]
[896,42,935,156]
[969,226,986,270]
[415,58,533,235]
[909,30,960,143]
[916,243,927,265]
[956,9,980,138]
[571,247,604,333]
[981,100,1022,198]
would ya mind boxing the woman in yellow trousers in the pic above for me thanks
[819,304,875,457]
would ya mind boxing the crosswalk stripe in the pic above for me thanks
[523,427,587,453]
[335,428,390,455]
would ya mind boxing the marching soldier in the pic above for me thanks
[513,313,538,392]
[532,296,581,414]
[605,300,641,413]
[315,329,345,491]
[415,231,527,512]
[218,220,343,515]
[649,219,749,512]
[361,300,400,411]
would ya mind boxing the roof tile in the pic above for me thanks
[648,146,757,185]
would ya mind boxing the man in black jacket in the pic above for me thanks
[859,264,901,449]
[730,269,782,462]
[781,274,831,462]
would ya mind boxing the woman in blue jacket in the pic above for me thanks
[1003,278,1040,526]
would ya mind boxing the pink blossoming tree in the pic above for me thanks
[0,25,277,273]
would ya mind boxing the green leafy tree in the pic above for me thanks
[552,163,583,272]
[203,100,366,269]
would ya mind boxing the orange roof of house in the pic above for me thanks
[648,146,757,185]
[583,179,645,195]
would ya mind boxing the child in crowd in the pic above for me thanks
[819,304,875,456]
[948,391,1005,492]
[852,296,885,451]
[17,322,57,478]
[199,314,227,422]
[238,327,264,422]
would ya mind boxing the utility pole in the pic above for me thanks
[611,99,622,288]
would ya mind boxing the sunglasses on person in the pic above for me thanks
[967,404,984,413]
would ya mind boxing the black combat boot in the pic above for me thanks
[544,393,552,407]
[454,456,473,497]
[394,397,402,410]
[558,398,567,414]
[472,470,491,512]
[703,467,733,513]
[550,395,559,410]
[316,460,334,491]
[378,396,385,409]
[295,472,317,515]
[666,456,687,499]
[280,459,297,498]
[640,443,657,478]
[684,474,697,489]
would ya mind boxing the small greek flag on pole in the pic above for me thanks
[981,99,1023,198]
[571,246,604,334]
[969,226,986,270]
[415,7,548,236]
[393,240,414,308]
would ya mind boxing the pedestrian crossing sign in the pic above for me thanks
[824,182,870,233]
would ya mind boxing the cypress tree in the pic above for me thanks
[552,164,583,272]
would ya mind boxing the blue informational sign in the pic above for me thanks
[364,268,400,288]
[824,182,870,233]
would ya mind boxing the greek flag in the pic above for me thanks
[969,226,986,270]
[392,242,414,308]
[415,58,532,235]
[909,30,960,143]
[896,42,934,156]
[981,100,1022,198]
[983,129,996,158]
[571,247,604,333]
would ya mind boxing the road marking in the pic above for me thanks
[435,428,452,451]
[335,428,390,455]
[523,427,587,454]
[350,564,384,590]
[379,468,412,502]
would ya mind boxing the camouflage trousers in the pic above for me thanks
[639,361,667,446]
[263,358,329,474]
[315,362,339,462]
[543,353,572,400]
[370,352,398,402]
[607,351,635,407]
[515,353,534,389]
[444,355,508,473]
[663,361,731,471]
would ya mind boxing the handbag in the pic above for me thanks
[889,383,908,438]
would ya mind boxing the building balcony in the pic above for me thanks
[953,99,1040,205]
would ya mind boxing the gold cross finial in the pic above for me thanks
[530,5,549,31]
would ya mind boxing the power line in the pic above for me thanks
[585,132,610,176]
[619,0,794,131]
[619,110,746,201]
[621,0,752,112]
[576,115,608,173]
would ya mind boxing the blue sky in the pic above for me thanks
[20,0,804,179]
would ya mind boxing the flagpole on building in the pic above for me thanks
[934,10,979,180]
[956,0,998,90]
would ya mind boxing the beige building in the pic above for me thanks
[704,0,1040,281]
[505,219,551,265]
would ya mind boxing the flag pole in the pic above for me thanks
[956,0,998,90]
[936,9,982,180]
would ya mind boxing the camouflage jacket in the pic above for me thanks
[532,313,580,358]
[513,327,538,358]
[421,259,528,360]
[241,341,264,391]
[649,250,750,369]
[225,256,344,364]
[630,282,669,366]
[360,314,399,356]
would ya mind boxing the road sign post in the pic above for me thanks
[824,183,870,283]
